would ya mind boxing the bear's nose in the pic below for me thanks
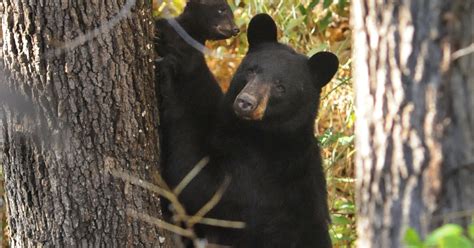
[231,26,240,36]
[234,93,257,114]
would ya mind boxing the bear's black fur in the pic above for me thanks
[178,14,339,247]
[154,0,238,192]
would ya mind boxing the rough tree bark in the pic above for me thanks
[353,0,473,247]
[0,0,172,247]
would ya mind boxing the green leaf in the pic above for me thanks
[318,128,343,147]
[336,202,355,214]
[308,0,320,10]
[285,16,306,33]
[331,214,351,225]
[425,224,464,246]
[298,4,307,15]
[469,223,474,240]
[439,235,473,248]
[318,12,333,32]
[404,228,423,248]
[338,0,348,10]
[338,135,354,146]
[323,0,333,9]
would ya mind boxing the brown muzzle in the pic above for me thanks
[233,77,271,120]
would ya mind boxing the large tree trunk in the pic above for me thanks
[0,1,172,247]
[353,0,474,247]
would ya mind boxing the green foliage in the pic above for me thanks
[405,223,474,248]
[330,198,356,246]
[469,224,474,240]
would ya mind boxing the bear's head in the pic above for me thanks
[225,14,339,130]
[184,0,240,40]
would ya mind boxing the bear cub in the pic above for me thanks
[179,14,339,247]
[154,0,239,191]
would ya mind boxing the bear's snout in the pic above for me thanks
[216,23,240,38]
[234,93,258,118]
[233,81,271,121]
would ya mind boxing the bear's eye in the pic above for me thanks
[218,8,226,14]
[276,84,286,93]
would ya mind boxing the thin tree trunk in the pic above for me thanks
[353,0,473,247]
[1,0,171,247]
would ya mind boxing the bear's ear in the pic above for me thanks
[308,51,339,88]
[248,14,278,48]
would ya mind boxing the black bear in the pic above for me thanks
[154,0,239,192]
[179,14,339,247]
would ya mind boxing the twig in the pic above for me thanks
[198,217,246,229]
[106,166,188,218]
[188,176,234,227]
[108,163,245,242]
[49,0,137,57]
[452,43,474,61]
[206,244,233,248]
[126,208,195,238]
[430,208,474,223]
[321,76,351,100]
[174,157,210,196]
[445,162,474,179]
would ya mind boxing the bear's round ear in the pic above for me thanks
[308,51,339,88]
[248,14,278,48]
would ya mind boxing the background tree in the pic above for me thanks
[0,0,172,246]
[353,0,474,247]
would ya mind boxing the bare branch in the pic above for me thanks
[106,166,188,218]
[198,217,246,229]
[126,208,195,238]
[107,166,245,229]
[48,0,136,56]
[174,157,209,196]
[429,208,474,224]
[452,43,474,61]
[188,176,233,227]
[108,162,245,248]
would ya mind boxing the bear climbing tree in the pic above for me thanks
[155,0,239,197]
